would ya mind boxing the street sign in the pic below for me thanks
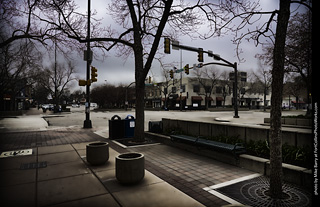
[83,50,93,61]
[172,40,180,50]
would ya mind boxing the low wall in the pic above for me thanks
[162,118,312,148]
[264,117,312,127]
[145,132,312,188]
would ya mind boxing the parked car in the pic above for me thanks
[90,103,97,108]
[72,104,80,108]
[41,104,54,111]
[41,104,61,112]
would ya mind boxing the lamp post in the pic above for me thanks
[83,0,92,128]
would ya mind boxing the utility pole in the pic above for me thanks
[180,49,183,111]
[233,62,239,118]
[83,0,92,128]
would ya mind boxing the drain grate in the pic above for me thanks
[20,162,47,170]
[216,176,312,207]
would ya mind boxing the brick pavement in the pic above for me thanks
[125,144,254,207]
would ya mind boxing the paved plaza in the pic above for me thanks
[0,108,313,206]
[0,128,255,206]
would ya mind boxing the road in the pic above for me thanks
[0,106,307,134]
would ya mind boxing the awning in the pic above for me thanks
[292,101,305,104]
[176,96,186,101]
[192,96,203,101]
[205,97,213,101]
[216,97,224,101]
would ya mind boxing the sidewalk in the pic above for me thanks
[0,128,210,207]
[0,141,204,207]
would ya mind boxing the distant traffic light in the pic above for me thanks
[148,76,152,83]
[91,66,97,82]
[164,38,171,54]
[169,70,174,79]
[198,48,204,62]
[184,64,189,75]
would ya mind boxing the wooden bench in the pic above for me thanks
[170,134,246,156]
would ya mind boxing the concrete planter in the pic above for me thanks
[116,152,145,184]
[86,142,109,165]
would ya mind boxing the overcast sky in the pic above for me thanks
[50,0,307,91]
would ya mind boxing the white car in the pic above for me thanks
[90,103,97,108]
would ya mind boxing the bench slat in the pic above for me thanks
[170,134,246,155]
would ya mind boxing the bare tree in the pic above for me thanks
[193,66,220,109]
[159,65,178,110]
[35,0,232,142]
[256,11,312,115]
[252,61,272,111]
[205,0,311,198]
[0,37,42,110]
[38,60,76,108]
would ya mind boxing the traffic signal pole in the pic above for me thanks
[84,0,92,128]
[169,40,239,118]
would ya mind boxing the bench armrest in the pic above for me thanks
[232,143,245,151]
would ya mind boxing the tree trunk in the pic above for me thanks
[134,80,146,142]
[126,0,173,143]
[133,45,146,143]
[269,0,290,199]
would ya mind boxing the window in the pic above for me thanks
[241,77,247,82]
[240,72,247,76]
[181,85,186,92]
[205,86,211,93]
[193,85,200,93]
[216,86,222,94]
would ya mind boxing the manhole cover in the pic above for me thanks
[20,162,47,170]
[217,176,312,207]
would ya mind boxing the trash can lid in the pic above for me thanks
[111,115,121,120]
[125,115,134,119]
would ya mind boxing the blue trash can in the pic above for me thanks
[109,115,125,139]
[124,115,135,138]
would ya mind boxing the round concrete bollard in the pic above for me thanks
[116,152,145,184]
[86,142,109,165]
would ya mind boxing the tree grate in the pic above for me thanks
[216,176,312,207]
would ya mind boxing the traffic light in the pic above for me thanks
[79,79,87,86]
[164,38,171,54]
[184,64,189,75]
[148,76,152,83]
[91,66,97,82]
[198,48,204,62]
[169,70,174,79]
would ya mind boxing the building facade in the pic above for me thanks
[145,75,272,110]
